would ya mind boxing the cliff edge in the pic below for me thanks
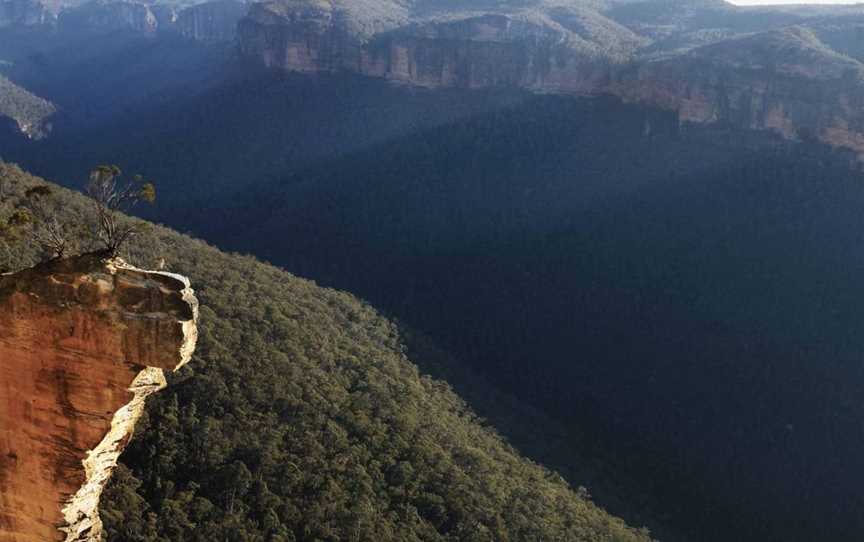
[236,0,864,156]
[0,253,198,542]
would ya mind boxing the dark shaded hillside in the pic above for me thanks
[0,163,651,542]
[6,0,864,538]
[0,25,232,142]
[2,71,530,226]
[0,73,54,138]
[8,70,864,541]
[205,93,864,542]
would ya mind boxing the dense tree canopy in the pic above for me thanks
[0,162,650,542]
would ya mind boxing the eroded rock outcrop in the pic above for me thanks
[0,253,198,542]
[236,0,864,156]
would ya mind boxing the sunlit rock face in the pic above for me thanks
[0,253,198,542]
[237,0,864,155]
[608,26,864,149]
[236,1,638,87]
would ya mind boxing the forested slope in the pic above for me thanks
[0,162,651,542]
[0,74,54,138]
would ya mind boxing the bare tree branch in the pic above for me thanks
[32,215,70,258]
[85,165,156,255]
[19,185,76,259]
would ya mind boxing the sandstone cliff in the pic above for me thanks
[10,0,864,153]
[176,0,247,42]
[236,0,864,156]
[0,253,198,542]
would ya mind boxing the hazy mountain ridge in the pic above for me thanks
[0,0,243,135]
[6,0,864,151]
[0,0,247,46]
[55,0,247,39]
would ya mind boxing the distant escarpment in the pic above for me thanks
[175,0,249,42]
[57,0,161,33]
[54,0,246,40]
[237,0,864,156]
[0,0,51,27]
[0,253,198,542]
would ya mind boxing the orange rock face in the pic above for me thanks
[0,254,198,542]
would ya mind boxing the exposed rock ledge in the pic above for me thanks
[0,253,198,542]
[237,0,864,157]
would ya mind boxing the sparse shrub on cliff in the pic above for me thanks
[0,178,78,259]
[6,206,32,228]
[86,164,156,256]
[32,214,72,258]
[23,185,79,259]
